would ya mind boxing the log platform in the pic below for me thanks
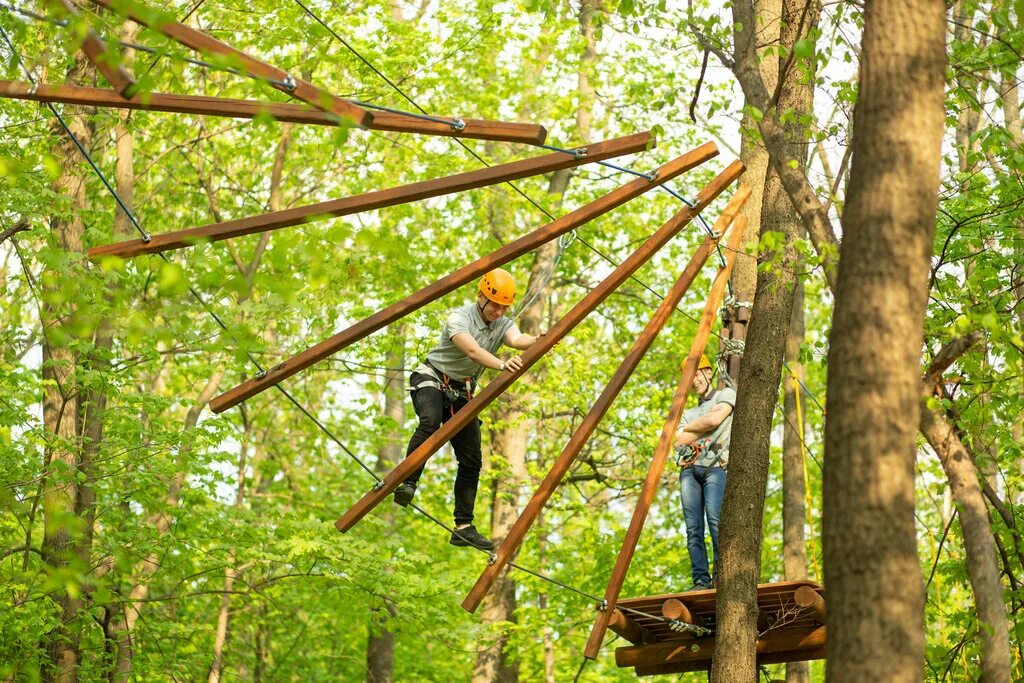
[608,581,826,676]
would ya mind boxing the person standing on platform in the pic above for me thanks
[675,354,735,589]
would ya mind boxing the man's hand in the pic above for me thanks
[503,355,524,372]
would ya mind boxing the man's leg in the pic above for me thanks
[397,376,444,502]
[448,398,483,526]
[703,466,727,582]
[680,466,712,586]
[445,398,492,549]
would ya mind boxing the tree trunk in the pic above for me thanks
[822,1,945,680]
[711,2,817,681]
[366,329,404,683]
[782,281,810,683]
[724,0,781,382]
[472,4,596,681]
[40,54,95,683]
[920,400,1011,683]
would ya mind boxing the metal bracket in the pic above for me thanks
[451,117,467,131]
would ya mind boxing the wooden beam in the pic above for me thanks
[633,646,827,676]
[616,625,826,669]
[88,0,373,127]
[332,161,744,534]
[0,80,547,143]
[794,585,826,625]
[662,598,703,628]
[462,226,723,613]
[48,0,136,97]
[608,609,650,645]
[583,198,751,660]
[365,111,547,144]
[86,132,653,259]
[207,142,720,414]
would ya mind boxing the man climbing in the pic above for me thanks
[393,268,541,551]
[675,354,735,590]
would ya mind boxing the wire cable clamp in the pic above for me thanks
[572,146,588,160]
[450,117,467,131]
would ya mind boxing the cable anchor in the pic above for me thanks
[372,479,386,491]
[450,117,467,131]
[281,75,297,91]
[571,146,588,160]
[596,599,608,612]
[487,552,497,565]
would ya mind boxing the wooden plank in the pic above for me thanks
[332,161,744,534]
[461,228,723,614]
[0,80,547,143]
[86,132,653,259]
[88,0,373,127]
[615,625,826,668]
[583,196,751,660]
[615,580,821,610]
[48,0,136,97]
[207,142,720,414]
[633,646,827,676]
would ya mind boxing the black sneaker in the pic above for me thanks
[687,581,712,592]
[393,482,416,507]
[449,525,494,551]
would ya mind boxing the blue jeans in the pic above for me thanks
[679,465,727,585]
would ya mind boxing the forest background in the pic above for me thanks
[0,0,1021,681]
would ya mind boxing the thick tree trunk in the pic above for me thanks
[40,54,94,683]
[711,2,816,681]
[782,281,810,683]
[822,2,945,680]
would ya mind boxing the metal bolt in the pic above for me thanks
[451,117,467,131]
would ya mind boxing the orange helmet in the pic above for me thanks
[479,268,516,306]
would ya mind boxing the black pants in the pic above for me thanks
[404,372,483,526]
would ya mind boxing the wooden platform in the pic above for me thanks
[609,581,826,676]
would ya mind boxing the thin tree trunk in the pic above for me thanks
[782,281,809,683]
[40,53,94,683]
[711,2,817,680]
[822,1,945,680]
[473,4,595,680]
[366,330,404,683]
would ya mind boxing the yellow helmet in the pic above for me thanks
[697,354,713,372]
[479,268,516,306]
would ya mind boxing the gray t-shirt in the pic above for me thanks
[419,302,517,382]
[678,387,736,467]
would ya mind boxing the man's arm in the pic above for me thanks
[451,332,524,372]
[503,327,540,350]
[674,403,734,448]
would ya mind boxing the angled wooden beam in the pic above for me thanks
[208,142,720,414]
[88,0,373,127]
[86,132,653,259]
[332,160,743,534]
[617,625,826,669]
[608,609,652,645]
[583,194,751,660]
[462,223,723,614]
[0,80,547,143]
[49,0,136,97]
